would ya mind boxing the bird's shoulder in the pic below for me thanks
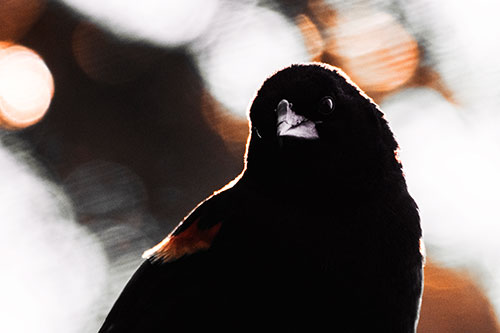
[143,179,245,264]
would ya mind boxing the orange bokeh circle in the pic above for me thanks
[0,43,54,129]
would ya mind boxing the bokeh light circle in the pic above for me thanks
[326,10,419,93]
[61,0,220,47]
[0,43,54,129]
[193,5,310,118]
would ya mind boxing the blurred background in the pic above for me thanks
[1,0,500,331]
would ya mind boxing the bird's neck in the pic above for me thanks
[243,156,405,207]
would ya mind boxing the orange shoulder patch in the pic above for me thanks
[143,219,222,263]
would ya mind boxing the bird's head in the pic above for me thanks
[245,63,402,194]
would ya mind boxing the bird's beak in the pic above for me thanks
[276,99,319,140]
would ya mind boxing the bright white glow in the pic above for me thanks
[0,141,109,333]
[437,0,500,117]
[400,0,500,117]
[61,0,219,46]
[434,0,500,60]
[0,44,54,128]
[382,87,500,318]
[192,4,310,118]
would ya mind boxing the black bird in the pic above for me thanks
[99,63,424,332]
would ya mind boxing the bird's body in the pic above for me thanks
[99,63,423,332]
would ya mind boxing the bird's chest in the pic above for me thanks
[234,194,368,271]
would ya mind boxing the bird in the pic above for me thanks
[98,63,424,333]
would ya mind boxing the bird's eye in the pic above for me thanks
[318,96,335,116]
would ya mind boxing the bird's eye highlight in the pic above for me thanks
[318,96,335,115]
